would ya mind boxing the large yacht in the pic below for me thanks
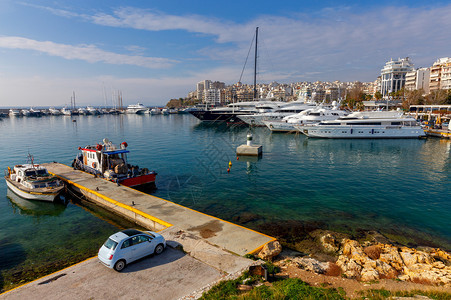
[264,103,348,132]
[126,103,147,114]
[237,101,318,126]
[298,110,426,139]
[188,100,285,123]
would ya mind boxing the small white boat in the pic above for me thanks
[21,109,31,117]
[150,108,161,115]
[77,107,87,115]
[126,103,147,114]
[87,106,100,115]
[61,107,72,116]
[9,109,21,117]
[161,108,169,115]
[49,107,62,116]
[4,158,64,202]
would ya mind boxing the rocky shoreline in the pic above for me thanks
[260,230,451,287]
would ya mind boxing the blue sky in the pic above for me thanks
[0,0,450,107]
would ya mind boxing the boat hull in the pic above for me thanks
[301,125,426,139]
[119,173,156,188]
[5,177,63,202]
[263,120,297,132]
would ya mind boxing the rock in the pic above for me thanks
[258,240,282,261]
[292,257,329,274]
[400,250,417,267]
[364,245,381,260]
[361,267,379,281]
[335,238,451,286]
[237,284,252,291]
[320,233,339,253]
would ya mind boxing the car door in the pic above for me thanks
[119,237,135,262]
[134,234,153,259]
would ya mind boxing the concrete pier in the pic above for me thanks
[43,163,274,256]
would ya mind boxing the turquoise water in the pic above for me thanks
[0,114,450,289]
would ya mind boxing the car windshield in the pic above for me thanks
[104,238,118,250]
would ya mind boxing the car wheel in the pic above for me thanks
[114,259,126,272]
[154,244,164,255]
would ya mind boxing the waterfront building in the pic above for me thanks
[405,68,430,93]
[380,57,415,98]
[429,57,451,92]
[204,88,221,106]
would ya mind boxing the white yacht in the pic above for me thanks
[264,103,348,132]
[49,107,62,116]
[77,107,87,115]
[238,101,318,126]
[61,107,72,116]
[9,109,21,117]
[150,108,161,115]
[86,106,100,115]
[161,108,169,115]
[126,103,147,114]
[298,110,426,139]
[20,109,31,117]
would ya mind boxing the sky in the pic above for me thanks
[0,0,450,107]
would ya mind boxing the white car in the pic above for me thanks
[98,229,166,271]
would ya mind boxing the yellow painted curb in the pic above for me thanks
[49,170,173,229]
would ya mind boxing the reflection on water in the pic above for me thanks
[7,189,67,220]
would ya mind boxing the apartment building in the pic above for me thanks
[429,57,451,91]
[380,57,414,98]
[405,67,430,93]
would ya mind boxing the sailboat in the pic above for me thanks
[188,27,281,123]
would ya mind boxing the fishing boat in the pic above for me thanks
[72,138,157,189]
[4,157,65,202]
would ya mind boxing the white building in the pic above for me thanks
[405,67,430,93]
[203,88,221,105]
[196,80,212,101]
[380,57,415,98]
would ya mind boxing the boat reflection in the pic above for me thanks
[7,188,67,219]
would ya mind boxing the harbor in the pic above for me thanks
[0,113,450,295]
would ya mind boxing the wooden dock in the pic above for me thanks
[44,163,275,256]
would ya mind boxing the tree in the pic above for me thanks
[374,91,382,100]
[426,89,448,104]
[403,89,425,110]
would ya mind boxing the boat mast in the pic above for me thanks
[253,27,258,100]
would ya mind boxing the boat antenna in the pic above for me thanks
[254,27,258,100]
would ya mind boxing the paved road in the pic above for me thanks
[1,248,222,300]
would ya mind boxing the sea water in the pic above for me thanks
[0,114,449,290]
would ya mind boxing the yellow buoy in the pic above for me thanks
[228,161,232,167]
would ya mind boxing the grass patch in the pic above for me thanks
[200,276,346,300]
[360,289,451,300]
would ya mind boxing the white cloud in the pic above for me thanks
[0,36,178,68]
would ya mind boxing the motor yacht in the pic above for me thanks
[126,103,147,114]
[298,110,426,138]
[238,101,318,126]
